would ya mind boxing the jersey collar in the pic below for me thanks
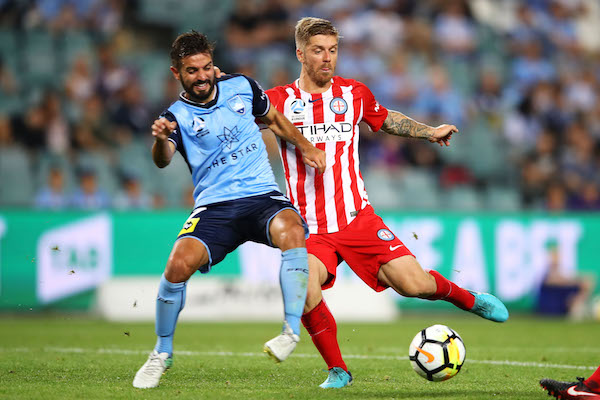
[178,83,219,108]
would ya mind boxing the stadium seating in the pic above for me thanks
[0,146,34,206]
[445,185,483,211]
[398,168,441,210]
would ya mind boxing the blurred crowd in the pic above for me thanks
[1,0,600,211]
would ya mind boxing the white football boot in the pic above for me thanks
[133,350,172,389]
[263,321,300,363]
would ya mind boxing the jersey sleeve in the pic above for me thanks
[160,110,182,151]
[256,87,283,129]
[358,82,388,132]
[265,88,283,112]
[243,75,270,118]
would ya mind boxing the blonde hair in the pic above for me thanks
[294,17,340,50]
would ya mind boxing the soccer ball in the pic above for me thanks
[408,324,466,382]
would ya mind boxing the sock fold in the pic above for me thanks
[427,270,475,311]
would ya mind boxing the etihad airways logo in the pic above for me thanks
[297,122,354,143]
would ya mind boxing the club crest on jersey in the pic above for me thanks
[192,116,210,138]
[377,229,395,241]
[330,97,348,115]
[227,95,246,115]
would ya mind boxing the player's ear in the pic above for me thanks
[170,66,180,80]
[296,47,304,63]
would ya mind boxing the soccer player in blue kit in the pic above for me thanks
[133,31,326,389]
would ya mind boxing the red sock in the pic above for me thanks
[301,300,347,372]
[585,365,600,392]
[427,270,475,311]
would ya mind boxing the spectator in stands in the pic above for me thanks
[11,103,47,153]
[64,55,96,105]
[372,53,417,112]
[537,241,595,319]
[110,80,151,136]
[432,0,476,59]
[34,166,68,210]
[413,63,465,127]
[40,90,70,155]
[69,167,110,209]
[510,39,556,96]
[113,171,151,210]
[545,180,568,211]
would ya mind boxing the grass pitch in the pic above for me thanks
[1,314,598,399]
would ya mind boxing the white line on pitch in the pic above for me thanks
[1,346,596,371]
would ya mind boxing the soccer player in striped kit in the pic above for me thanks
[262,17,509,388]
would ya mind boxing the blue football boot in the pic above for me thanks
[468,290,509,322]
[320,367,353,389]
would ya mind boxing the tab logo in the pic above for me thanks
[37,214,112,304]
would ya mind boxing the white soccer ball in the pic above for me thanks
[408,324,466,382]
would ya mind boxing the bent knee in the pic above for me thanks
[166,254,201,282]
[274,223,306,250]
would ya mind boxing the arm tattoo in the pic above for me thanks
[380,110,434,139]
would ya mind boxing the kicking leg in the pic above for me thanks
[133,237,208,389]
[378,256,508,322]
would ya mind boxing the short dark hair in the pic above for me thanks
[170,30,214,69]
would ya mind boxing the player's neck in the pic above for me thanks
[298,71,331,94]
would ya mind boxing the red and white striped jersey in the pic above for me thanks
[266,76,388,234]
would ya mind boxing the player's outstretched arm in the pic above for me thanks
[260,106,326,174]
[151,117,177,168]
[381,110,458,147]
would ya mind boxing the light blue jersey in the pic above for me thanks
[163,74,279,207]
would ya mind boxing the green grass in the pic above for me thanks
[0,314,599,399]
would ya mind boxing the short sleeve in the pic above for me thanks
[359,82,388,132]
[243,75,270,117]
[160,110,182,151]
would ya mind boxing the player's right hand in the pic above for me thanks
[302,146,326,174]
[152,118,177,141]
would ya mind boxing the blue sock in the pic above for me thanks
[279,247,309,336]
[154,274,187,357]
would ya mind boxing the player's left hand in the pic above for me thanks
[302,146,326,174]
[429,124,458,147]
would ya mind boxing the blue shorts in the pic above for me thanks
[176,191,308,273]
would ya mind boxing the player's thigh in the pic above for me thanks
[378,255,436,297]
[241,191,308,249]
[306,233,340,290]
[174,206,243,275]
[269,208,306,250]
